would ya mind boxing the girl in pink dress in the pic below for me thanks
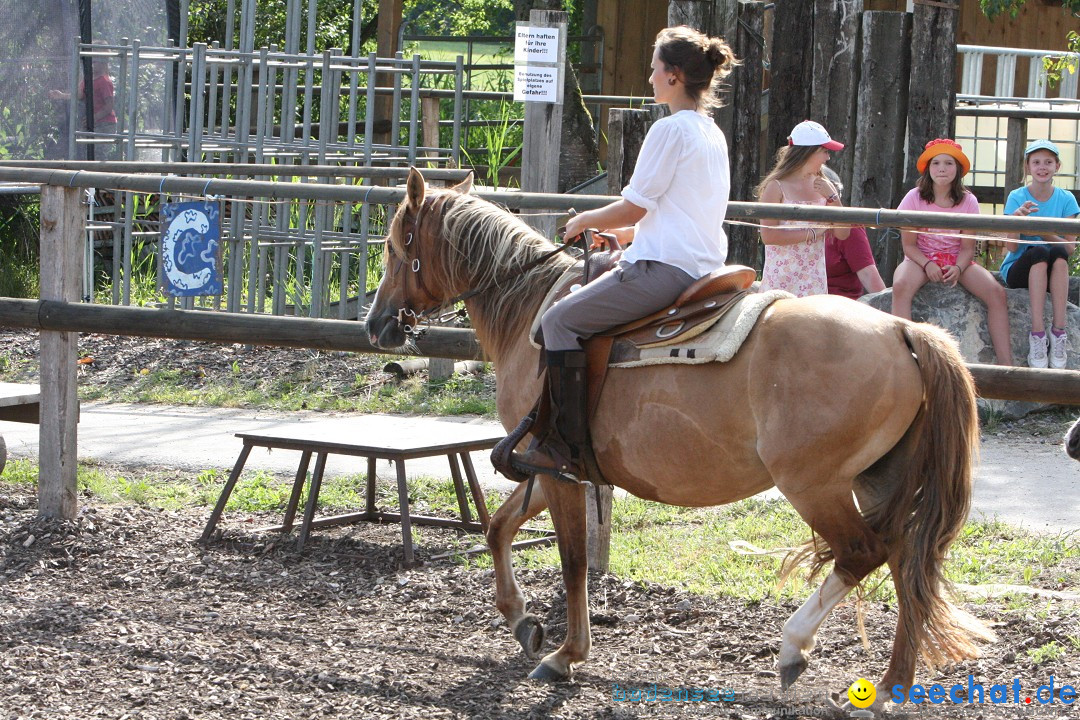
[757,121,849,297]
[891,138,1013,365]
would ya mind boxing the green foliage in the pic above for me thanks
[404,0,514,37]
[0,197,40,298]
[979,0,1080,19]
[1044,31,1080,88]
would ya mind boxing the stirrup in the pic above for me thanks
[491,407,538,483]
[508,457,581,485]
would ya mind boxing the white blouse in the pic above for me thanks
[620,109,730,278]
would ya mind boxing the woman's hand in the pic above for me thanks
[924,261,945,283]
[813,176,840,204]
[563,212,593,244]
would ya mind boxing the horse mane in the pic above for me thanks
[436,192,574,360]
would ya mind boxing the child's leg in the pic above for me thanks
[890,260,928,320]
[960,265,1014,366]
[1026,261,1050,334]
[1049,256,1070,331]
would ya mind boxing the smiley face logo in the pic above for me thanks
[848,678,876,708]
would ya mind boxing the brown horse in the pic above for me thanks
[1067,416,1080,460]
[366,168,994,706]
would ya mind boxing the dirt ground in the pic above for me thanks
[2,482,1079,720]
[3,329,1080,719]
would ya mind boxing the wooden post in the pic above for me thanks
[903,0,959,192]
[520,9,568,240]
[668,1,740,160]
[586,484,613,572]
[850,11,911,284]
[729,0,765,269]
[375,0,403,145]
[38,185,84,519]
[1004,116,1029,202]
[765,0,813,154]
[606,105,667,196]
[428,357,455,382]
[421,96,441,168]
[811,0,862,197]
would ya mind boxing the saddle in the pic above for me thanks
[493,262,756,489]
[583,265,756,418]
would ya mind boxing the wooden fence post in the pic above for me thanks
[729,0,765,269]
[904,0,959,192]
[766,1,813,153]
[38,185,84,519]
[586,484,613,572]
[520,9,568,240]
[850,11,912,284]
[667,1,739,140]
[811,0,862,197]
[606,105,668,196]
[1005,116,1029,202]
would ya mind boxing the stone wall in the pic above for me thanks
[861,277,1080,417]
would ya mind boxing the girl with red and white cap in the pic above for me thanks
[891,138,1013,366]
[756,120,849,297]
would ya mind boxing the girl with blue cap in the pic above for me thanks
[1000,140,1079,369]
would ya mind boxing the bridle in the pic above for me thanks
[388,191,586,338]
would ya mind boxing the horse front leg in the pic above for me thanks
[529,476,590,681]
[487,480,549,659]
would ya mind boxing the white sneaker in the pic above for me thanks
[1050,332,1068,369]
[1028,333,1049,369]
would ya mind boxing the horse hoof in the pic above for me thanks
[779,658,808,690]
[528,660,569,682]
[513,615,546,660]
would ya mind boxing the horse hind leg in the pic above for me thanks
[776,487,890,690]
[488,480,550,659]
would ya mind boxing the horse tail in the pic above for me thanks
[869,321,995,667]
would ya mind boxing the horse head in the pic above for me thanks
[1066,416,1080,461]
[366,167,473,349]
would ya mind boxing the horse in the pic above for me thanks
[365,168,994,706]
[1067,416,1080,460]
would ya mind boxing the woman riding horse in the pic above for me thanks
[512,26,737,482]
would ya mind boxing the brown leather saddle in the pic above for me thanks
[583,264,756,418]
[493,259,756,488]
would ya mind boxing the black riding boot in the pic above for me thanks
[512,349,588,481]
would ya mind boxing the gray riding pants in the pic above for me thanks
[540,259,695,351]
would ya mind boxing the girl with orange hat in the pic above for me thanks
[891,138,1013,365]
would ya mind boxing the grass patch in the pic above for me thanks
[4,460,1077,607]
[72,368,496,416]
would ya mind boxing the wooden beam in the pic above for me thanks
[375,0,403,143]
[904,0,959,191]
[1004,116,1028,203]
[37,186,83,520]
[0,299,484,360]
[765,0,813,153]
[729,0,765,269]
[850,11,912,284]
[521,9,568,240]
[968,364,1080,405]
[811,0,862,197]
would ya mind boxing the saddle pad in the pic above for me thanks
[609,290,792,367]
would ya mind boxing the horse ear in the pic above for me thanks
[449,172,473,195]
[406,167,426,212]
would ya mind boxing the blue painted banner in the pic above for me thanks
[160,201,223,297]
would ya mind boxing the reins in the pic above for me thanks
[393,193,587,337]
